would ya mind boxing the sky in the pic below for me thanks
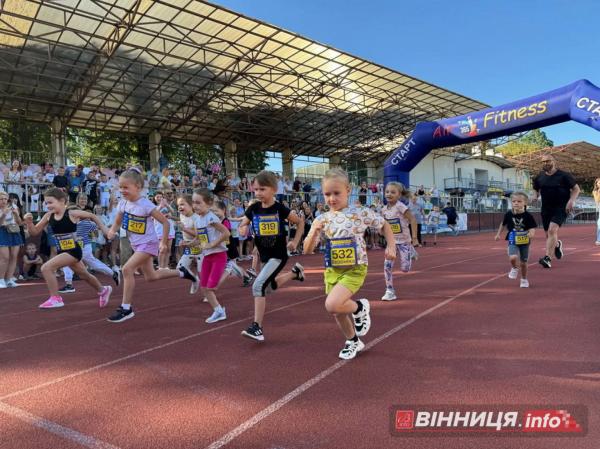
[215,0,600,171]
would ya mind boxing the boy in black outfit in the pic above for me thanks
[495,192,537,288]
[238,170,305,341]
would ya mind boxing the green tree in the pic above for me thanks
[161,140,222,175]
[498,129,554,157]
[66,128,146,167]
[519,129,554,148]
[0,118,51,162]
[237,149,267,177]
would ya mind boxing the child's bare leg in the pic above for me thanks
[509,255,519,269]
[41,253,79,296]
[325,283,359,339]
[520,260,528,279]
[70,261,103,292]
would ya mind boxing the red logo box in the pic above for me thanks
[395,410,414,430]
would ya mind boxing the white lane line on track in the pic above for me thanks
[0,247,589,449]
[0,401,122,449]
[203,247,591,449]
[0,252,495,401]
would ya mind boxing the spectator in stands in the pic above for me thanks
[7,160,23,200]
[44,164,56,183]
[430,185,440,206]
[358,180,368,205]
[22,243,43,279]
[238,176,249,199]
[52,166,69,192]
[302,179,313,203]
[276,174,285,203]
[158,154,168,171]
[593,178,600,246]
[83,170,99,207]
[0,191,23,288]
[148,168,160,193]
[159,168,171,191]
[68,167,83,203]
[292,177,302,198]
[417,185,426,197]
[409,194,425,245]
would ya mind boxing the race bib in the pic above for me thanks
[197,227,209,245]
[183,246,201,256]
[253,214,280,236]
[55,233,82,251]
[121,212,147,234]
[387,218,402,234]
[324,237,357,268]
[509,230,530,246]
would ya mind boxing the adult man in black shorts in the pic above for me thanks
[532,154,580,268]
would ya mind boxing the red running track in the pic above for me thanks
[1,225,599,449]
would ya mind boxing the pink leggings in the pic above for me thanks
[200,251,227,289]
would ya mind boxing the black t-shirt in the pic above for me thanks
[245,201,290,262]
[52,175,68,188]
[83,179,99,201]
[501,210,537,240]
[533,169,576,211]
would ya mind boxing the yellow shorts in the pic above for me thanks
[324,264,368,294]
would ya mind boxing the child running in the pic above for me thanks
[176,194,203,294]
[23,188,113,309]
[106,168,197,323]
[303,169,396,360]
[60,208,120,293]
[495,191,537,288]
[238,170,305,341]
[191,189,230,323]
[381,182,419,301]
[212,200,255,288]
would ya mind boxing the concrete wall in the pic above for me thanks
[409,153,530,190]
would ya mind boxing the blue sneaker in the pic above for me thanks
[205,307,227,324]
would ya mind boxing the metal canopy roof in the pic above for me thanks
[506,141,600,182]
[0,0,488,160]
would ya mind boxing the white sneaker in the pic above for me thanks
[595,241,600,246]
[381,289,397,301]
[338,339,365,360]
[205,307,227,323]
[520,279,529,288]
[0,279,6,288]
[189,277,199,294]
[508,268,519,280]
[6,280,18,288]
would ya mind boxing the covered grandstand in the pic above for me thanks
[0,0,488,170]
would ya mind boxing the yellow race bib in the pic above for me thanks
[325,237,357,268]
[254,214,279,236]
[387,218,402,234]
[122,212,147,234]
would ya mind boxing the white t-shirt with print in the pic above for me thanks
[314,205,384,265]
[382,202,411,245]
[196,211,227,256]
[117,197,157,245]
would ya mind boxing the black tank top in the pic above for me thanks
[49,210,77,234]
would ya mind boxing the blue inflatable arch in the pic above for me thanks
[383,79,600,187]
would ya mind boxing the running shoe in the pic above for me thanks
[381,289,397,301]
[338,339,365,360]
[0,279,6,289]
[98,285,112,308]
[6,279,18,288]
[39,296,64,309]
[189,274,200,294]
[520,279,530,288]
[241,322,264,341]
[58,284,76,293]
[247,268,257,278]
[595,241,600,246]
[292,262,305,282]
[205,307,227,324]
[539,256,552,269]
[112,267,121,287]
[554,240,563,259]
[353,298,371,337]
[508,267,519,280]
[242,273,254,287]
[107,306,134,323]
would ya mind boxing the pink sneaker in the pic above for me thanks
[98,286,112,308]
[39,296,64,309]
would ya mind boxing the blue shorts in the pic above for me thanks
[508,244,529,262]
